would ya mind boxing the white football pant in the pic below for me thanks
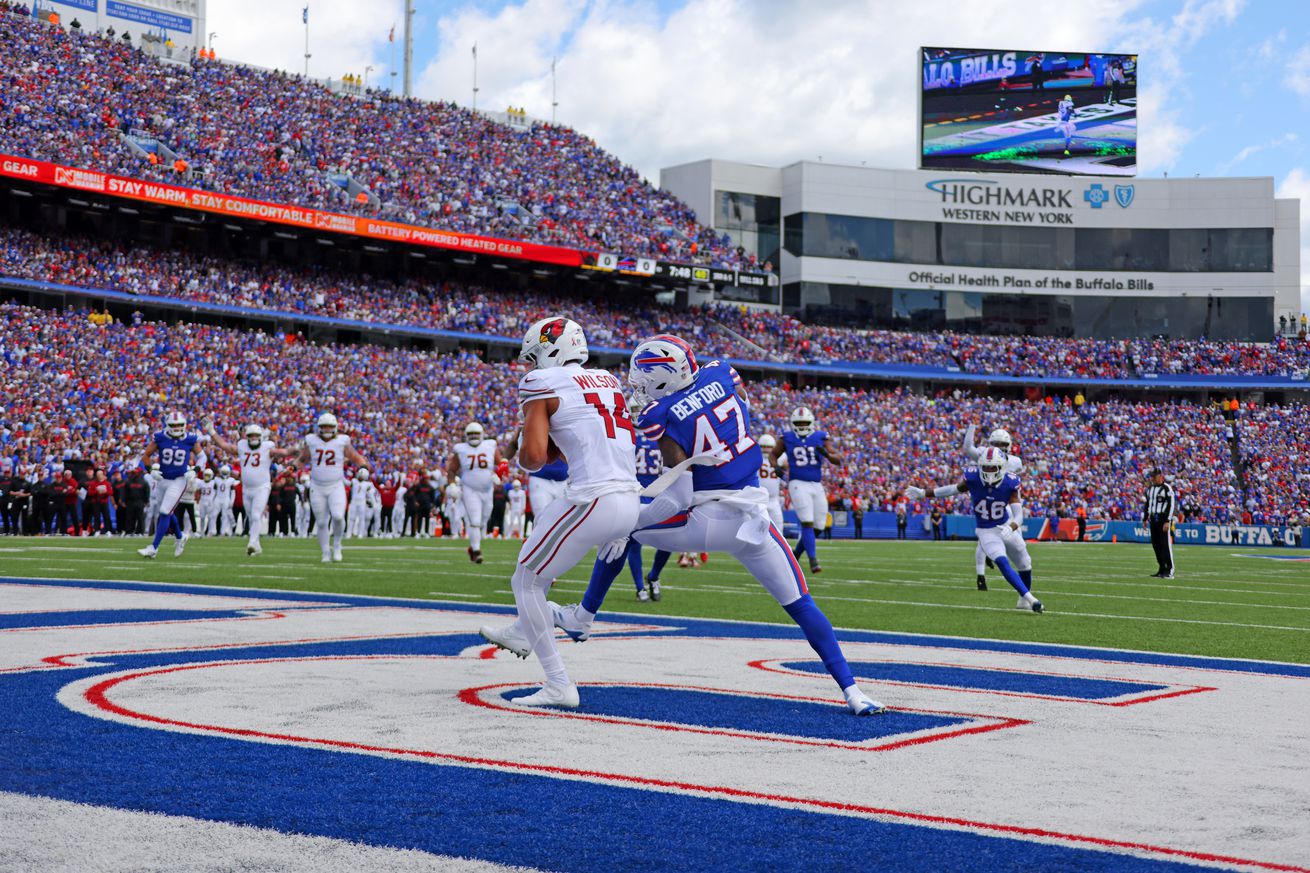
[243,484,270,549]
[634,502,808,607]
[528,477,568,520]
[461,486,493,551]
[787,479,827,526]
[310,483,347,557]
[511,491,640,688]
[766,498,784,530]
[976,525,1032,571]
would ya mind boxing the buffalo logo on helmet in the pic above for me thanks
[633,335,696,374]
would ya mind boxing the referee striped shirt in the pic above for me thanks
[1144,483,1175,519]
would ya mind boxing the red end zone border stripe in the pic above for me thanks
[77,656,1309,873]
[747,658,1218,707]
[459,681,1028,752]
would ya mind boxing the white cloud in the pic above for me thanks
[1218,132,1298,174]
[1275,168,1310,315]
[207,0,399,85]
[412,0,1156,182]
[1289,44,1310,96]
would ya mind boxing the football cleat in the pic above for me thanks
[173,531,189,557]
[810,562,822,574]
[976,574,988,591]
[648,578,662,601]
[513,683,580,709]
[1017,596,1044,613]
[247,543,261,556]
[637,588,649,601]
[137,546,157,559]
[321,554,332,563]
[332,547,343,562]
[846,693,888,716]
[480,623,531,658]
[549,601,592,642]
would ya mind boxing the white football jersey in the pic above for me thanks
[353,481,379,507]
[180,477,201,504]
[305,433,351,488]
[237,439,273,488]
[518,365,639,502]
[198,480,215,503]
[214,477,236,503]
[759,455,783,500]
[508,488,526,513]
[444,482,462,507]
[454,440,497,491]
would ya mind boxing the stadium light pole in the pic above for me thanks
[551,56,558,125]
[302,5,310,78]
[472,42,479,111]
[402,0,413,97]
[208,31,216,50]
[365,65,374,89]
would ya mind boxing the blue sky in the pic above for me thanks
[213,0,1309,307]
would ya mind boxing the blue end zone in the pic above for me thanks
[502,685,964,741]
[782,661,1168,700]
[0,609,279,630]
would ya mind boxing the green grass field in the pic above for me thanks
[4,536,1309,663]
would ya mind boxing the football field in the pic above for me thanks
[3,536,1308,662]
[2,537,1309,872]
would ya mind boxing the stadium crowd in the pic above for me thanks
[0,8,754,269]
[1233,403,1310,523]
[3,303,1299,540]
[3,223,1309,379]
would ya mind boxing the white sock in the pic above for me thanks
[578,605,597,623]
[511,565,569,687]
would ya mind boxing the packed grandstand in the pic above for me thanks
[0,3,1307,535]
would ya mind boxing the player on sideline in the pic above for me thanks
[554,335,886,716]
[214,466,237,535]
[963,425,1024,591]
[137,411,200,559]
[208,423,294,555]
[447,422,502,563]
[298,413,368,563]
[770,407,839,574]
[757,434,785,530]
[905,447,1043,613]
[1056,93,1077,156]
[505,480,527,538]
[479,317,642,708]
[347,468,379,538]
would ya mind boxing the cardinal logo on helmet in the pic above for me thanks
[539,318,567,344]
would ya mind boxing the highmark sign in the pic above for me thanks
[905,270,1155,291]
[924,178,1134,225]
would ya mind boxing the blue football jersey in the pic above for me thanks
[634,434,664,488]
[637,361,759,493]
[964,468,1021,529]
[154,431,198,480]
[782,430,828,483]
[530,459,568,481]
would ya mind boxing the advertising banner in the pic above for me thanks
[0,154,585,267]
[107,0,192,32]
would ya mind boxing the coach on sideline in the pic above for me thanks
[1143,468,1176,579]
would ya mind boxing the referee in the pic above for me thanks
[1143,469,1175,579]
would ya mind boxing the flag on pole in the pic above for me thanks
[472,42,477,59]
[302,5,308,24]
[388,24,394,42]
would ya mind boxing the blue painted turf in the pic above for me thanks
[503,685,965,740]
[0,609,277,630]
[782,661,1169,700]
[8,576,1310,677]
[0,636,1225,871]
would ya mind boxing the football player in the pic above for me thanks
[137,411,200,559]
[347,468,379,538]
[770,407,839,574]
[446,422,503,563]
[906,447,1042,613]
[1056,93,1077,156]
[479,317,643,708]
[196,467,217,536]
[505,479,527,538]
[757,434,785,530]
[207,423,295,555]
[963,425,1025,591]
[297,413,368,562]
[555,335,886,716]
[214,466,237,536]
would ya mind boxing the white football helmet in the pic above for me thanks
[988,428,1012,452]
[628,335,698,400]
[219,465,231,477]
[203,467,214,481]
[316,412,338,440]
[790,407,816,437]
[165,411,186,438]
[520,316,588,369]
[150,463,161,473]
[758,434,777,451]
[510,480,522,491]
[356,468,370,481]
[464,422,484,447]
[979,446,1007,485]
[244,423,263,447]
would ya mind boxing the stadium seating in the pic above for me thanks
[2,224,1309,379]
[4,303,1294,525]
[0,7,752,269]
